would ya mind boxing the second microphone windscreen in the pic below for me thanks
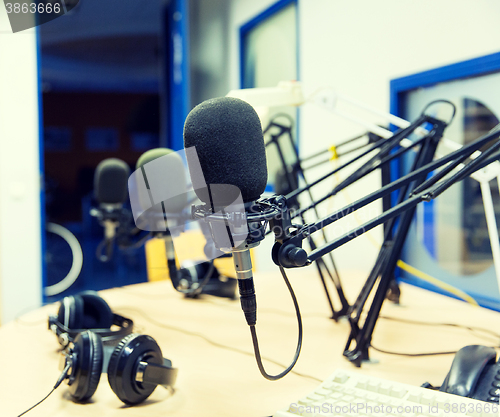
[136,148,188,214]
[94,158,130,205]
[183,97,268,204]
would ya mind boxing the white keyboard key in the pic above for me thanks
[408,392,421,403]
[329,383,344,392]
[298,397,313,406]
[322,381,335,390]
[314,388,332,397]
[333,372,349,384]
[299,408,315,417]
[314,410,335,417]
[272,369,496,417]
[287,403,303,414]
[328,392,343,401]
[379,382,391,395]
[420,393,435,406]
[353,390,367,399]
[341,395,355,403]
[355,378,368,389]
[306,393,324,402]
[376,396,390,405]
[311,402,336,417]
[389,386,407,398]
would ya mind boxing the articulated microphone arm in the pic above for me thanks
[265,108,452,320]
[286,112,445,219]
[264,118,383,174]
[268,121,500,366]
[267,113,447,265]
[273,123,500,268]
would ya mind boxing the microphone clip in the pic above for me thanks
[90,205,129,224]
[266,195,309,268]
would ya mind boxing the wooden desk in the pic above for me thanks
[2,269,500,417]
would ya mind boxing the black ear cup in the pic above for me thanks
[50,292,134,348]
[57,292,114,331]
[107,333,164,405]
[68,331,104,402]
[78,291,114,329]
[57,295,84,330]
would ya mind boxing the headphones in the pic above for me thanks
[48,291,134,347]
[60,330,178,404]
[176,259,237,299]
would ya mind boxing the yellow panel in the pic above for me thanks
[144,237,169,282]
[144,230,256,282]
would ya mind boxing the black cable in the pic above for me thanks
[16,363,70,417]
[371,315,500,357]
[370,344,459,357]
[263,113,295,135]
[96,238,113,262]
[269,112,295,127]
[201,302,500,342]
[249,266,303,381]
[370,343,500,357]
[16,388,56,417]
[379,315,500,342]
[421,99,457,124]
[116,306,320,383]
[195,299,500,357]
[118,231,153,250]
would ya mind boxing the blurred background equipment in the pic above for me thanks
[91,158,131,263]
[131,147,238,299]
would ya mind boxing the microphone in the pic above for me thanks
[135,148,188,221]
[134,148,188,290]
[183,96,268,325]
[133,148,233,298]
[92,158,131,261]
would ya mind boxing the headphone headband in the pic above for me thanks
[49,313,134,346]
[136,358,178,388]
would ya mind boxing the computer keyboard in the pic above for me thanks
[273,369,499,416]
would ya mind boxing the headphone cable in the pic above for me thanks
[16,363,70,417]
[16,388,56,417]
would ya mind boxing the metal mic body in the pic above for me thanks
[102,204,121,240]
[232,244,259,326]
[104,221,118,240]
[197,200,270,326]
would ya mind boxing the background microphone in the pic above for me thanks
[92,158,131,261]
[135,148,187,289]
[183,96,268,325]
[132,148,237,298]
[136,148,188,219]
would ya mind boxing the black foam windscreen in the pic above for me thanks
[183,97,268,204]
[94,158,131,205]
[135,148,188,214]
